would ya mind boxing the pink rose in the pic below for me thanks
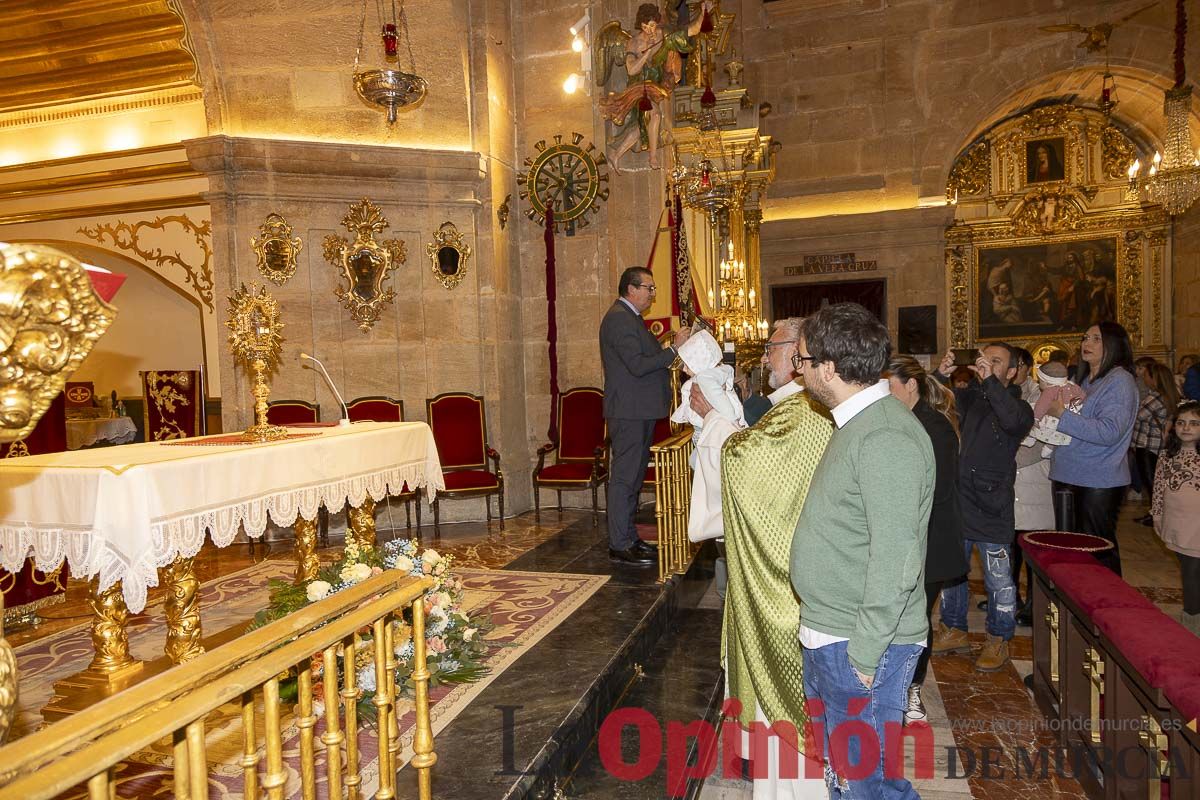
[428,636,448,654]
[371,566,384,576]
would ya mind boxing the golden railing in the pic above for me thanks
[0,571,436,800]
[651,427,694,582]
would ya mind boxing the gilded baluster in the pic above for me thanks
[410,593,437,800]
[261,677,287,800]
[241,690,260,800]
[373,617,396,798]
[86,769,114,800]
[185,718,209,800]
[294,517,320,585]
[0,592,16,746]
[342,635,362,800]
[296,663,318,800]
[385,616,402,767]
[165,555,205,663]
[348,498,377,549]
[321,646,345,800]
[88,578,136,674]
[174,728,192,800]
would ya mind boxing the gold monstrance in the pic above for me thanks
[226,283,286,442]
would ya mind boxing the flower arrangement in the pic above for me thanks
[251,538,492,720]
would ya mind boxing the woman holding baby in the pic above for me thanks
[1045,322,1139,574]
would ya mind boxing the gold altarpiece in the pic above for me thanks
[944,104,1171,360]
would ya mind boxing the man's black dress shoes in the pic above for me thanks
[632,540,657,556]
[609,545,655,564]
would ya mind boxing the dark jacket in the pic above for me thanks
[950,376,1035,544]
[599,299,675,420]
[1185,363,1200,402]
[913,400,969,583]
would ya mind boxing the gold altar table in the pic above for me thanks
[0,421,444,687]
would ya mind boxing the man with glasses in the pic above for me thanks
[600,267,689,564]
[790,302,933,799]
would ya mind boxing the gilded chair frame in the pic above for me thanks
[532,387,608,526]
[347,396,421,530]
[425,392,504,533]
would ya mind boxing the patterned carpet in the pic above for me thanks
[14,559,608,799]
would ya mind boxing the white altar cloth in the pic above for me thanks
[66,416,138,450]
[0,421,444,613]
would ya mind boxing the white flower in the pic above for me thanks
[422,548,442,565]
[393,555,414,573]
[463,627,478,642]
[340,562,373,584]
[306,580,332,602]
[357,665,377,693]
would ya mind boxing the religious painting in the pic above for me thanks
[1026,138,1066,184]
[976,237,1118,341]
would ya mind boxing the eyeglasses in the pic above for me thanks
[763,339,797,351]
[791,353,819,368]
[633,284,657,292]
[1081,334,1102,343]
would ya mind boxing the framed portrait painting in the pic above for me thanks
[1026,138,1066,184]
[976,236,1118,341]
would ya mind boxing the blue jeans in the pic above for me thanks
[801,640,923,799]
[940,539,1017,640]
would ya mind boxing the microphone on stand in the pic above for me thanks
[299,352,351,426]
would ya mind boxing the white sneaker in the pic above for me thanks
[904,683,927,724]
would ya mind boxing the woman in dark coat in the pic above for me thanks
[887,355,967,723]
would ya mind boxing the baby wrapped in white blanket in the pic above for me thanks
[670,330,745,464]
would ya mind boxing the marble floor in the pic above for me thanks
[8,498,1188,799]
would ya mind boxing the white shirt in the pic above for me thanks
[798,379,891,650]
[766,378,804,405]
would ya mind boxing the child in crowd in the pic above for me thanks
[1152,400,1200,635]
[670,328,745,462]
[1028,360,1086,453]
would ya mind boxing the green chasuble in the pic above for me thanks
[720,393,832,728]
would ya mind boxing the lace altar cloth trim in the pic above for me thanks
[0,462,441,614]
[162,433,321,446]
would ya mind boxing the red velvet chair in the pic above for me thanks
[347,396,421,529]
[426,392,504,533]
[1,393,69,628]
[140,370,203,441]
[532,387,608,525]
[265,399,320,426]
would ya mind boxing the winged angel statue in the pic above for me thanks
[594,1,712,174]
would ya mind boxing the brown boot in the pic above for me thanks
[931,622,970,654]
[975,635,1010,672]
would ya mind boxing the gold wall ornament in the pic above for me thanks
[497,194,511,230]
[946,141,990,201]
[945,244,969,348]
[1100,125,1137,181]
[426,222,472,290]
[225,283,286,442]
[1120,230,1143,345]
[0,593,15,745]
[251,213,303,285]
[517,133,609,231]
[1010,187,1086,237]
[0,243,116,443]
[323,199,406,332]
[78,214,214,311]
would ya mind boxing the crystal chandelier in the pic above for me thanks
[1129,0,1200,216]
[353,0,427,123]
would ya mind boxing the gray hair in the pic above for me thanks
[773,317,803,342]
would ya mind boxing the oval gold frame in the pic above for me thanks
[251,213,303,286]
[426,221,472,290]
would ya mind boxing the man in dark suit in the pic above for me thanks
[931,343,1033,672]
[600,266,689,564]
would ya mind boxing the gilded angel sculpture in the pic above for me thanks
[594,1,712,174]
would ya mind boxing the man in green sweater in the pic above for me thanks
[790,303,933,799]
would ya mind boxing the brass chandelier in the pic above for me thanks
[353,0,427,123]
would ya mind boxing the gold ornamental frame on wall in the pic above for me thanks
[944,102,1168,356]
[251,213,303,285]
[426,221,472,290]
[322,199,406,333]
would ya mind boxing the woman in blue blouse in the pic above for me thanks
[1046,321,1139,574]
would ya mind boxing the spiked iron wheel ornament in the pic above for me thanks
[517,133,610,231]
